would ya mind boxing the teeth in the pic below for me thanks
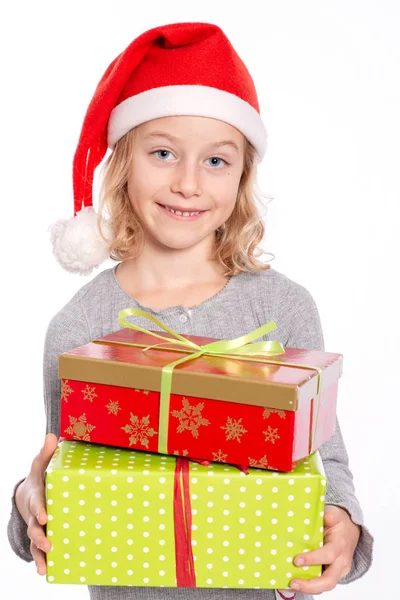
[164,205,200,216]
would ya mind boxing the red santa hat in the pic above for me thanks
[51,22,268,275]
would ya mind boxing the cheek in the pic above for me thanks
[127,162,160,207]
[126,176,139,211]
[213,172,241,210]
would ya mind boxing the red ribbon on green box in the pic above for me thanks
[174,457,196,587]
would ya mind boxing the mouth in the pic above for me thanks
[156,203,207,221]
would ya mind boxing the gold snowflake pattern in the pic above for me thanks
[173,449,189,456]
[248,455,269,469]
[121,414,157,448]
[212,449,228,462]
[61,380,74,403]
[171,398,210,438]
[263,425,280,444]
[134,389,150,395]
[82,384,98,403]
[221,417,248,443]
[106,400,121,415]
[263,408,286,420]
[64,413,96,441]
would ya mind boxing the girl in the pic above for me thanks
[8,22,372,600]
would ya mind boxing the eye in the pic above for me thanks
[153,149,174,161]
[206,156,227,168]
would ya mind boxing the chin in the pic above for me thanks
[153,233,210,251]
[160,240,200,251]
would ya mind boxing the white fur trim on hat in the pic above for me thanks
[50,207,111,276]
[107,85,268,160]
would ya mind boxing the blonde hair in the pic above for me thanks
[98,127,273,276]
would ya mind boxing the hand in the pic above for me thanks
[15,433,58,575]
[289,505,361,594]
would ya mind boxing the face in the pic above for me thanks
[127,116,245,252]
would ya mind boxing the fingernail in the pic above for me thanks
[295,557,304,566]
[290,582,300,591]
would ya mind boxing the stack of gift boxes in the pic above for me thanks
[45,310,343,590]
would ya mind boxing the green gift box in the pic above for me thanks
[45,441,326,589]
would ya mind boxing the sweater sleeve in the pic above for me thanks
[7,300,91,563]
[284,284,373,584]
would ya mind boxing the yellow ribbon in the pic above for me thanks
[94,308,323,456]
[117,309,285,454]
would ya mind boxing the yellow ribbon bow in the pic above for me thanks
[117,308,286,454]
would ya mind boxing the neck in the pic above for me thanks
[119,236,227,293]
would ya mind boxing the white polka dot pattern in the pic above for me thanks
[45,442,326,588]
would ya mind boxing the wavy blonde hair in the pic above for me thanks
[97,126,273,276]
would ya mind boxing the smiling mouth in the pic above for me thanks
[157,203,206,217]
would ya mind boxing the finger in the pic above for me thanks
[294,541,340,568]
[290,559,345,594]
[28,491,48,527]
[27,515,52,553]
[31,434,58,477]
[30,541,47,576]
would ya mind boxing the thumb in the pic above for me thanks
[27,434,59,527]
[41,433,59,465]
[324,506,344,529]
[33,433,59,475]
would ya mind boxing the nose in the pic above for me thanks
[170,160,202,198]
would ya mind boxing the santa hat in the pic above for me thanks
[51,22,268,275]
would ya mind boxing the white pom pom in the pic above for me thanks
[50,207,112,275]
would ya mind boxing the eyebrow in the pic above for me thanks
[143,131,240,153]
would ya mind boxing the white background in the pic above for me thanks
[1,1,399,598]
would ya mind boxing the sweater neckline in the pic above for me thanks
[110,264,237,316]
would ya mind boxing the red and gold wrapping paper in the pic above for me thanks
[59,327,342,472]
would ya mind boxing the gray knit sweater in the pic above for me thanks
[7,265,373,599]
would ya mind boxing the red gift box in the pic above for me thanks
[59,326,342,472]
